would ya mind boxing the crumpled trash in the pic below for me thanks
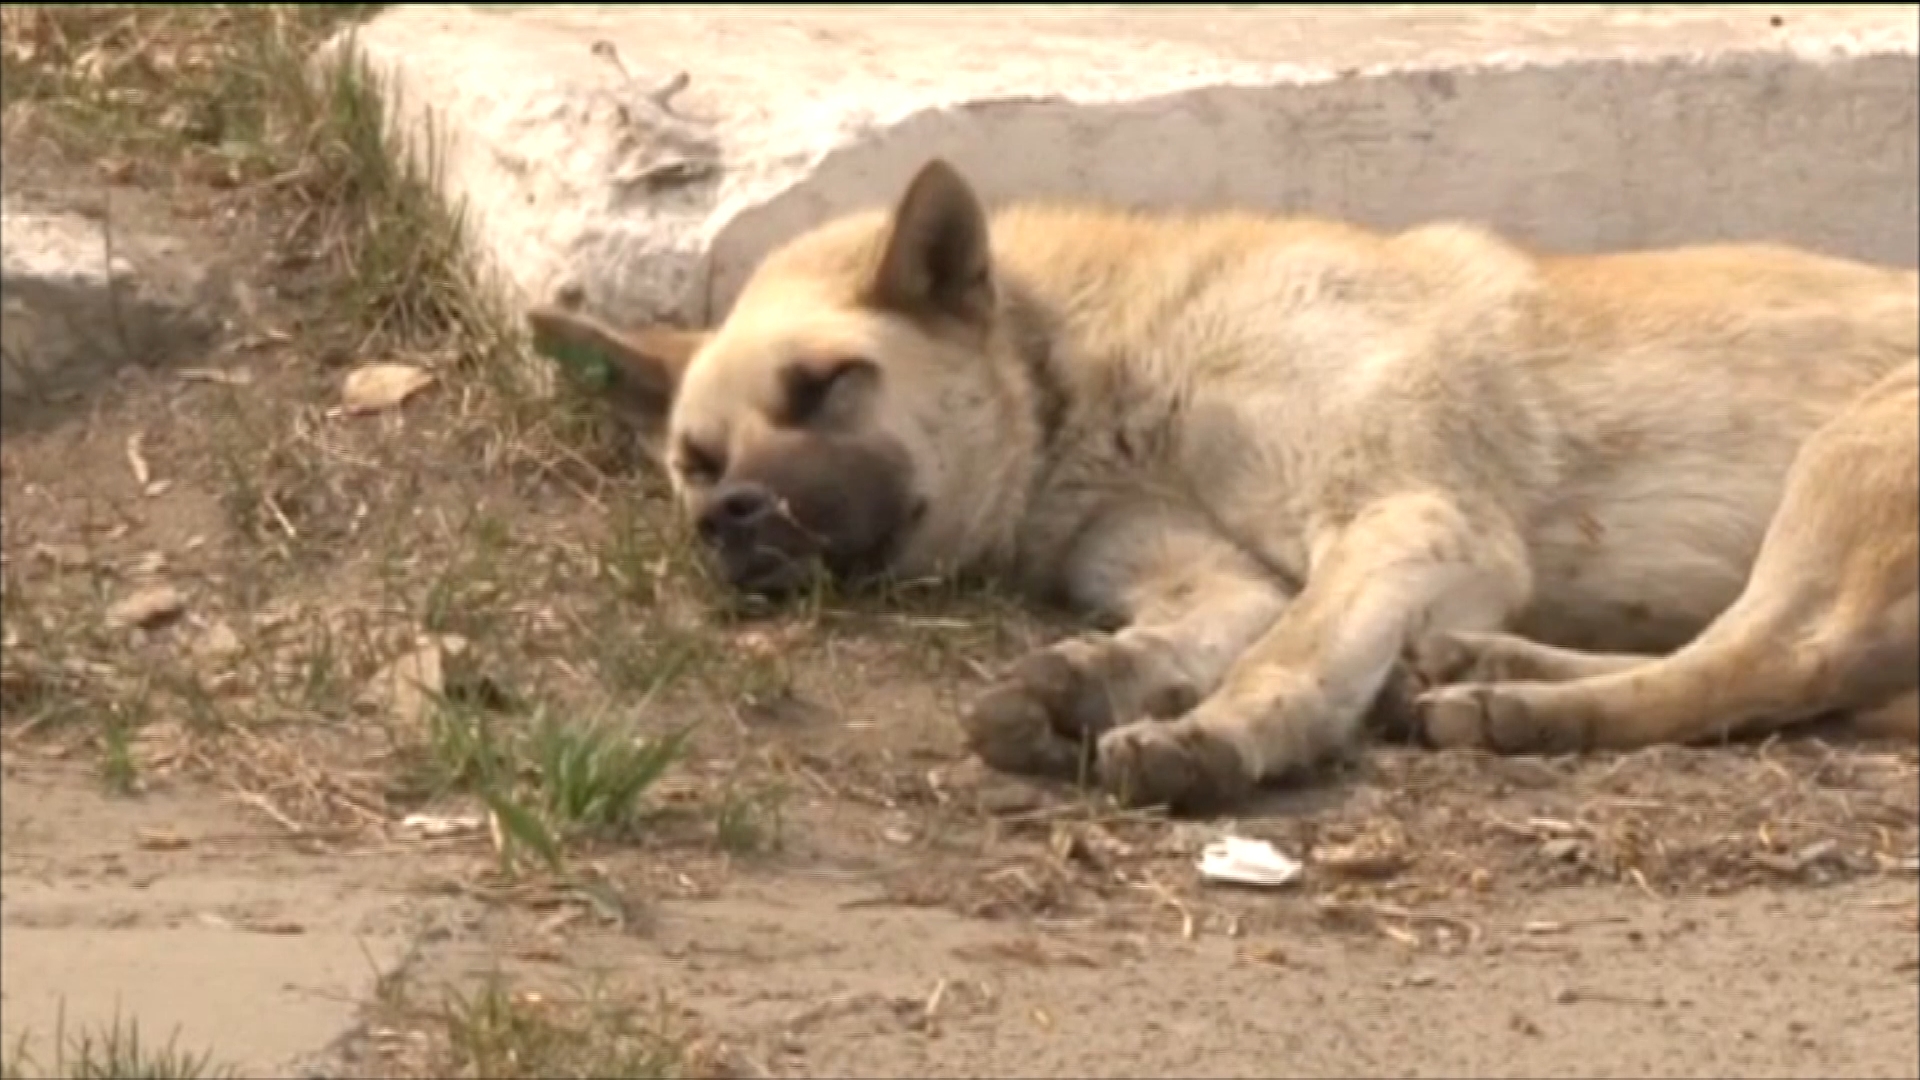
[1196,836,1304,887]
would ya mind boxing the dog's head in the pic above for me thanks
[528,160,1035,598]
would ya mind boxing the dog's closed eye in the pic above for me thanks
[676,438,726,485]
[780,359,875,426]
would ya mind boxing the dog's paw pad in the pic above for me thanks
[1414,685,1493,749]
[1419,684,1586,754]
[992,635,1136,744]
[961,683,1085,781]
[1096,720,1248,813]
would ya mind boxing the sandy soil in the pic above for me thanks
[6,742,1917,1077]
[2,8,1916,1078]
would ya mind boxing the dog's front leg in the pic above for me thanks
[961,513,1293,782]
[1097,491,1532,812]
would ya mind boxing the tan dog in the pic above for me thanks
[527,159,1919,813]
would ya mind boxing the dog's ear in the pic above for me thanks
[868,158,994,325]
[525,304,709,428]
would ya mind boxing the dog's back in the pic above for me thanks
[965,204,1915,652]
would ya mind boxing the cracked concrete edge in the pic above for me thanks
[0,202,231,403]
[277,930,436,1080]
[317,7,1917,343]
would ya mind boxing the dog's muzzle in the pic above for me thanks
[693,480,826,596]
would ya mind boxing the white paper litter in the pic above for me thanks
[399,812,484,839]
[1196,836,1304,888]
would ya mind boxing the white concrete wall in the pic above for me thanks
[341,6,1919,327]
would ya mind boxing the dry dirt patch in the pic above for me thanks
[2,6,1916,1079]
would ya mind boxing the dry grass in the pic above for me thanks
[1,1007,235,1080]
[0,1,721,848]
[362,972,732,1080]
[0,4,823,1071]
[0,9,1047,1072]
[1,0,1913,859]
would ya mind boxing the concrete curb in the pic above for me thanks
[1,202,227,405]
[329,6,1917,331]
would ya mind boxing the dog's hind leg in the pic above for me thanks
[1420,363,1920,753]
[1852,689,1919,740]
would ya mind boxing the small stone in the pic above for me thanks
[194,620,243,660]
[3,204,227,402]
[1538,837,1586,863]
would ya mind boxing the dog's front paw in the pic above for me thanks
[960,675,1085,781]
[961,634,1199,781]
[1416,683,1590,754]
[1095,718,1251,814]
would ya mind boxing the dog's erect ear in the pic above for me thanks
[868,158,994,325]
[525,304,709,427]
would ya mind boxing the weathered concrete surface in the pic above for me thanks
[1,923,410,1076]
[0,203,227,405]
[0,763,435,1077]
[337,5,1919,329]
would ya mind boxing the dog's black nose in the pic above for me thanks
[696,481,777,546]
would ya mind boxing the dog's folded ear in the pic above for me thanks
[868,158,995,326]
[525,304,709,426]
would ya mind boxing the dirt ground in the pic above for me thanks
[2,7,1916,1079]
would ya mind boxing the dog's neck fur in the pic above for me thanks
[957,211,1305,597]
[966,256,1189,599]
[930,270,1072,582]
[1000,274,1072,454]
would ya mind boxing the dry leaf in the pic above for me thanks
[130,721,187,771]
[135,828,191,851]
[124,551,167,578]
[361,634,469,726]
[34,543,92,570]
[125,432,151,486]
[105,585,187,630]
[1238,944,1290,968]
[1380,922,1422,949]
[1539,837,1586,863]
[240,920,306,935]
[341,363,435,414]
[179,366,254,387]
[1311,837,1411,880]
